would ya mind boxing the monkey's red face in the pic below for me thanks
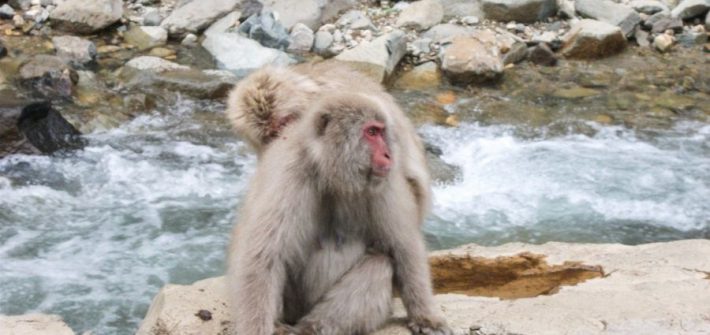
[363,121,391,177]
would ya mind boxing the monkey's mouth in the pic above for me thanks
[371,166,390,178]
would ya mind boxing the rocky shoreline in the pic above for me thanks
[4,239,709,334]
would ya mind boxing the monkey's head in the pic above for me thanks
[306,93,398,194]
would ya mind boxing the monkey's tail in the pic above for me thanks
[226,66,320,152]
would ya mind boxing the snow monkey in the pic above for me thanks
[227,64,451,334]
[226,62,431,223]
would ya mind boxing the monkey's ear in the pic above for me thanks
[316,113,331,136]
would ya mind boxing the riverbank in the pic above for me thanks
[7,239,708,334]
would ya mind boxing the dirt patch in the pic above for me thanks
[430,252,604,299]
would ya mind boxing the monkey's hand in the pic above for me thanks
[408,314,454,335]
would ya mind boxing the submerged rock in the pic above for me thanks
[49,0,123,33]
[0,314,75,335]
[124,26,168,50]
[561,19,627,59]
[481,0,557,23]
[18,55,77,99]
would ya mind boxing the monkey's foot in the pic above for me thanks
[408,315,454,335]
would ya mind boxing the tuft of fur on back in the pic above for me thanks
[226,66,320,153]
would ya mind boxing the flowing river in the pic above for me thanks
[1,50,709,334]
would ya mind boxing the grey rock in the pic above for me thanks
[49,0,123,33]
[313,31,334,55]
[630,0,670,14]
[561,19,627,59]
[558,0,577,18]
[261,0,358,30]
[161,0,240,36]
[576,0,642,37]
[410,37,432,55]
[9,0,31,10]
[634,26,651,47]
[335,30,407,83]
[124,26,168,50]
[426,151,461,184]
[18,55,76,99]
[201,32,294,76]
[204,10,241,37]
[646,13,683,33]
[461,16,480,25]
[0,4,15,19]
[23,6,49,23]
[122,66,239,99]
[396,0,444,31]
[527,43,557,66]
[142,10,163,26]
[239,10,290,50]
[440,30,503,85]
[287,23,314,54]
[481,0,557,23]
[671,0,710,19]
[502,41,528,64]
[677,31,708,46]
[422,23,474,43]
[336,10,375,30]
[52,35,97,66]
[181,33,198,46]
[439,0,483,19]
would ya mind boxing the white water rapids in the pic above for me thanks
[0,100,708,334]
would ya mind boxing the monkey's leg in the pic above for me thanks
[297,254,394,334]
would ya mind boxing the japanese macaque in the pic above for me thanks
[227,69,451,334]
[226,62,431,223]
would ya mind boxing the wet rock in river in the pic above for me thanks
[440,30,503,85]
[287,23,314,54]
[395,0,444,31]
[575,0,641,37]
[161,0,241,37]
[122,67,239,99]
[49,0,123,33]
[124,26,168,50]
[426,151,462,184]
[124,56,189,73]
[481,0,558,23]
[528,43,557,66]
[17,102,85,154]
[18,54,77,99]
[52,35,97,67]
[335,30,407,83]
[671,0,710,19]
[239,10,290,50]
[561,19,627,59]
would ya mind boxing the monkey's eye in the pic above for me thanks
[366,126,381,137]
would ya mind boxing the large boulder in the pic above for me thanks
[334,30,407,83]
[160,0,241,37]
[561,19,627,59]
[0,314,75,335]
[202,32,293,76]
[395,0,444,31]
[440,30,503,85]
[671,0,710,19]
[49,0,123,34]
[575,0,642,37]
[16,102,85,154]
[136,240,710,335]
[481,0,558,23]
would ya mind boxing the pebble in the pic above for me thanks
[181,33,198,46]
[653,33,674,52]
